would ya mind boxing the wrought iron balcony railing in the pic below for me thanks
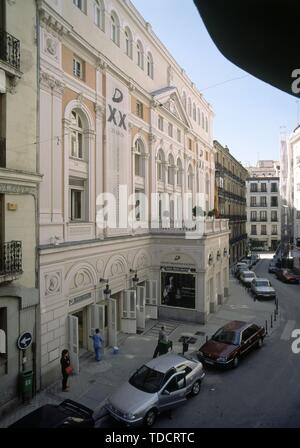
[0,138,6,168]
[0,241,22,277]
[0,29,20,71]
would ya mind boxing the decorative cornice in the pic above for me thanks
[0,183,37,197]
[40,70,65,95]
[38,7,70,39]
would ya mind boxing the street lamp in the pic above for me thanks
[130,269,139,288]
[99,278,111,300]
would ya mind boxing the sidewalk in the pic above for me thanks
[0,272,279,428]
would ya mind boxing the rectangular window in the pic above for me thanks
[297,184,300,191]
[70,178,85,221]
[188,139,192,151]
[296,156,300,165]
[260,197,267,207]
[271,182,278,192]
[73,57,84,79]
[250,183,258,192]
[251,225,257,235]
[260,183,267,192]
[251,211,257,221]
[168,123,173,138]
[261,225,267,235]
[158,115,164,131]
[136,101,143,119]
[297,211,300,219]
[260,211,267,221]
[73,0,85,12]
[271,196,278,207]
[177,129,181,143]
[271,211,278,221]
[0,308,7,375]
[272,225,277,235]
[250,197,257,206]
[94,5,102,28]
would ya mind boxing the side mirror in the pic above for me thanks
[162,389,170,396]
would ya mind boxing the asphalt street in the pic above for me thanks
[99,255,300,428]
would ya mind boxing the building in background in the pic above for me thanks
[0,0,41,415]
[214,140,248,265]
[246,161,281,251]
[288,126,300,271]
[37,0,229,386]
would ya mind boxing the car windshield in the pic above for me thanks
[129,365,164,393]
[244,273,255,278]
[284,270,293,275]
[212,329,239,345]
[255,280,270,287]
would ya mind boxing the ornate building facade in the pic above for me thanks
[0,0,41,414]
[37,0,229,386]
[214,140,248,265]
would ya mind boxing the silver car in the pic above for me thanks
[250,277,276,300]
[105,353,205,427]
[240,270,256,287]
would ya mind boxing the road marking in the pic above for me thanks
[280,320,296,340]
[229,305,249,309]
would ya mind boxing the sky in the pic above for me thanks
[132,0,298,167]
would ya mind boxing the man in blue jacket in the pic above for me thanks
[90,328,103,361]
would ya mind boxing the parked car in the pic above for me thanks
[268,262,280,274]
[234,262,248,275]
[105,353,205,427]
[9,400,95,428]
[197,320,265,369]
[275,269,299,283]
[240,270,256,287]
[240,258,254,269]
[250,278,276,300]
[235,264,249,279]
[251,253,260,264]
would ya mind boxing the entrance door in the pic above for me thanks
[136,286,146,331]
[121,290,137,334]
[68,314,79,374]
[90,304,105,350]
[145,280,158,319]
[108,298,117,346]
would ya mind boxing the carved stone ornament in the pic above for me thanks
[45,272,62,296]
[77,93,84,104]
[40,71,65,94]
[45,35,58,58]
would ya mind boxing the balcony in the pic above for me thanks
[0,241,23,283]
[0,29,20,71]
[0,138,5,168]
[230,233,248,244]
[221,214,247,221]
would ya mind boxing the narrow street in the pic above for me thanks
[98,256,300,428]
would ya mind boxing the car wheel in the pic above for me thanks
[144,409,157,427]
[232,357,239,368]
[190,380,201,397]
[257,338,263,348]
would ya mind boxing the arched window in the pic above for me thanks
[137,40,144,69]
[188,165,193,190]
[125,27,133,58]
[111,11,120,46]
[147,52,154,79]
[94,0,104,31]
[157,149,165,181]
[193,103,196,121]
[134,139,144,177]
[182,91,187,110]
[176,158,183,186]
[168,154,175,185]
[197,108,201,125]
[70,111,83,159]
[202,112,205,129]
[188,98,192,117]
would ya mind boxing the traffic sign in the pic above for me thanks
[17,331,33,350]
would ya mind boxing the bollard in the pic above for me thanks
[265,320,268,335]
[275,297,279,315]
[274,309,276,322]
[270,314,273,329]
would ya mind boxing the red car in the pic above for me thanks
[197,321,265,369]
[275,269,299,283]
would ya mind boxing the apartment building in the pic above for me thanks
[214,140,248,265]
[246,161,281,251]
[0,0,41,414]
[37,0,229,385]
[288,126,300,271]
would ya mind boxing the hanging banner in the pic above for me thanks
[105,74,130,234]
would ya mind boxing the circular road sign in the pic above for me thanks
[17,331,33,350]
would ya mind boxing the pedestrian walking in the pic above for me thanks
[90,328,103,361]
[60,349,72,392]
[153,326,171,358]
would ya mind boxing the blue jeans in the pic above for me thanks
[94,346,101,361]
